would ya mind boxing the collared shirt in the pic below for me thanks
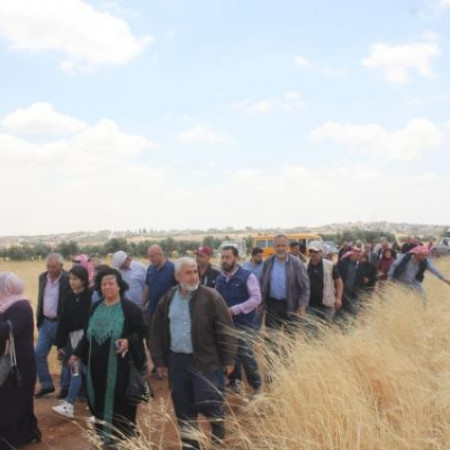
[242,260,264,285]
[220,266,261,315]
[120,260,147,309]
[169,288,194,354]
[146,260,177,316]
[270,257,288,300]
[43,273,62,318]
[388,255,446,291]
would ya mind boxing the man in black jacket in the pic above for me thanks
[194,245,220,288]
[150,257,236,450]
[35,253,71,398]
[336,248,370,320]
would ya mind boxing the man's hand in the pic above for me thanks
[156,366,168,378]
[115,338,129,356]
[68,355,79,368]
[225,365,234,377]
[334,297,342,311]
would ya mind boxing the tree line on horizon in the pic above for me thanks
[0,229,426,261]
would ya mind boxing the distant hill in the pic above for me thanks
[0,222,447,248]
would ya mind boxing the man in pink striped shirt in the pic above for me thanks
[215,246,262,395]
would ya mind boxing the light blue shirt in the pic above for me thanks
[169,288,193,354]
[270,257,287,300]
[120,260,147,309]
[388,254,446,293]
[242,260,264,285]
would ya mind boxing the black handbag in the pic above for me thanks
[125,360,153,404]
[0,320,21,389]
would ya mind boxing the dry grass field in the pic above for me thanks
[1,257,450,449]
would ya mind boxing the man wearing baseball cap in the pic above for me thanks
[306,240,343,322]
[195,245,220,289]
[112,250,147,309]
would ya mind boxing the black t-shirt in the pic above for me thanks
[308,260,340,308]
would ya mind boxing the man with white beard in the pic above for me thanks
[150,257,237,450]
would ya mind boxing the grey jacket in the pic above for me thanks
[261,254,310,312]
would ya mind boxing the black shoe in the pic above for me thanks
[57,388,69,399]
[35,386,55,398]
[25,429,42,444]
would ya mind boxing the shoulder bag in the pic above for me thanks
[0,320,21,388]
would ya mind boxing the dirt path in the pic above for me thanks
[30,376,179,450]
[30,376,247,450]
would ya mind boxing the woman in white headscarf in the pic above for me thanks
[0,272,41,449]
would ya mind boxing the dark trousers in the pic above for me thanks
[265,298,300,332]
[264,298,304,370]
[168,353,225,450]
[229,328,262,390]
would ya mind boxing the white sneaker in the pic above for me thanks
[52,401,74,419]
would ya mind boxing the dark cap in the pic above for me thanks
[194,245,213,257]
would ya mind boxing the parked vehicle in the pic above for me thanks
[252,233,322,258]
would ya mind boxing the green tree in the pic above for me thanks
[56,240,79,259]
[104,238,128,254]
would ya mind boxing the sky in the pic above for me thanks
[0,0,449,235]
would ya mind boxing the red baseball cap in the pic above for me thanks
[194,245,213,256]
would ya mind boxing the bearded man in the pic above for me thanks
[150,257,236,450]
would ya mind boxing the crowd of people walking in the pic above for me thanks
[1,235,450,449]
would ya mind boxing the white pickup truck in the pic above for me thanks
[432,228,450,256]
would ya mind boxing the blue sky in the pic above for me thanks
[0,0,449,235]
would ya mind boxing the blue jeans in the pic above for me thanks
[66,361,84,404]
[35,319,70,390]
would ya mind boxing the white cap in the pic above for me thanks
[307,240,324,252]
[112,250,128,268]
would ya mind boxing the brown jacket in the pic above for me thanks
[150,285,237,372]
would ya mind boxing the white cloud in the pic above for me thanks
[435,0,450,9]
[0,103,164,234]
[176,125,233,146]
[362,40,441,83]
[229,164,450,226]
[232,91,305,114]
[293,55,312,67]
[1,109,449,233]
[310,118,444,161]
[0,0,153,72]
[2,102,87,135]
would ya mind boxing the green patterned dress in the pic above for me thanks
[86,301,134,442]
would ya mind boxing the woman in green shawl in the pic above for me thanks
[71,266,147,447]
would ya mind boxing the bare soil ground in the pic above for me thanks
[30,375,179,450]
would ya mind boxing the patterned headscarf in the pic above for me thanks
[72,254,96,287]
